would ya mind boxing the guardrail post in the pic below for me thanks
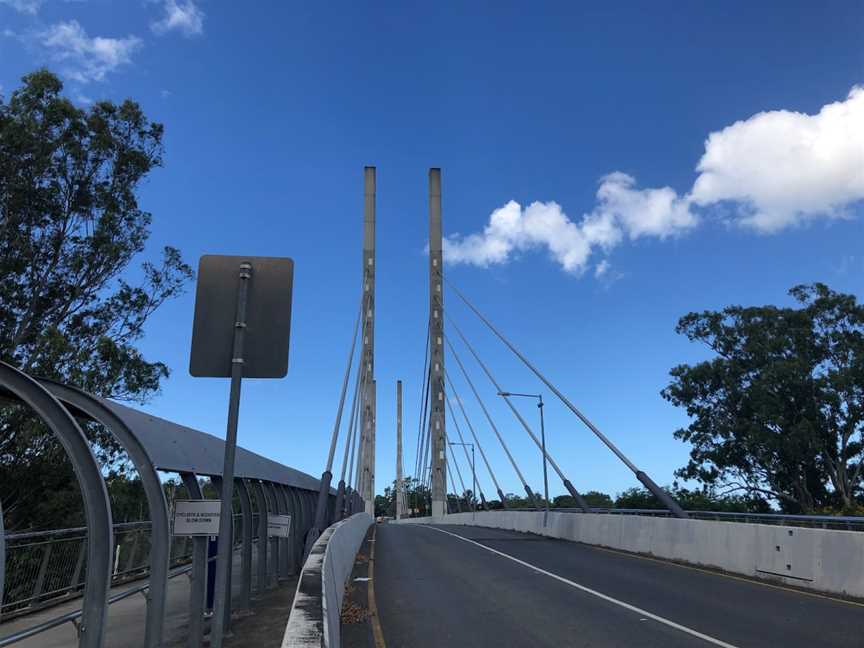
[0,362,113,648]
[180,472,206,648]
[250,482,269,592]
[235,479,253,610]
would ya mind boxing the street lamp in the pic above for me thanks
[498,391,549,526]
[449,442,476,521]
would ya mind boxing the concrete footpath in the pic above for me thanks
[0,551,298,648]
[374,523,864,647]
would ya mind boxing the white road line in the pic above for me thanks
[424,525,739,648]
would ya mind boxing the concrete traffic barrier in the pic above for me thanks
[396,511,864,599]
[282,512,374,648]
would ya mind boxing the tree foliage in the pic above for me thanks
[663,284,864,513]
[0,70,192,531]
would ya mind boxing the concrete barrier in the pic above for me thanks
[282,512,374,648]
[396,511,864,599]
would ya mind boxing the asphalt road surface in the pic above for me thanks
[374,523,864,647]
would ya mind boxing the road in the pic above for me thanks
[374,523,864,647]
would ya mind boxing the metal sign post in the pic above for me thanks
[189,254,294,648]
[211,260,251,648]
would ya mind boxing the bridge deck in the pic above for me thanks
[374,523,863,647]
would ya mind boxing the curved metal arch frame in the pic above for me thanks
[293,488,310,560]
[271,485,292,577]
[0,362,113,648]
[235,479,254,610]
[261,483,280,586]
[39,380,170,648]
[300,490,316,560]
[283,487,302,572]
[281,485,300,575]
[250,481,269,593]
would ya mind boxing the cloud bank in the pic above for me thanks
[445,86,864,274]
[37,20,141,83]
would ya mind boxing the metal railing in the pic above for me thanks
[2,521,193,619]
[505,507,864,531]
[0,563,194,648]
[1,512,264,620]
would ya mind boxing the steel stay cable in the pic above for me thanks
[444,371,503,496]
[442,388,489,503]
[353,379,368,492]
[447,440,470,502]
[447,314,571,484]
[445,334,535,499]
[445,450,462,513]
[416,362,432,482]
[325,302,363,472]
[445,279,639,472]
[414,324,431,479]
[445,279,687,518]
[341,360,364,483]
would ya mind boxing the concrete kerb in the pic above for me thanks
[395,511,864,599]
[282,513,374,648]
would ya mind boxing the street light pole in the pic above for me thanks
[538,394,549,528]
[497,390,550,526]
[472,444,476,522]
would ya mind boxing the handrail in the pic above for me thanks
[496,507,864,529]
[0,540,254,647]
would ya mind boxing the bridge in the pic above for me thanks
[2,167,863,648]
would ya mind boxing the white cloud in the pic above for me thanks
[151,0,204,37]
[445,86,864,276]
[691,86,864,232]
[38,20,141,83]
[594,259,610,278]
[0,0,43,15]
[444,174,695,275]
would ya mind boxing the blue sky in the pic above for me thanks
[2,1,863,500]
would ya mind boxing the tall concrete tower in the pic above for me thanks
[428,168,447,517]
[396,380,404,520]
[361,166,376,515]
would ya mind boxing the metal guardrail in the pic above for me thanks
[0,563,194,648]
[3,519,205,619]
[0,526,255,648]
[509,507,864,531]
[0,363,359,648]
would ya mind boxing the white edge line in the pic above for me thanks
[424,525,739,648]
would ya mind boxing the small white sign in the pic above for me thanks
[173,500,221,536]
[268,514,292,538]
